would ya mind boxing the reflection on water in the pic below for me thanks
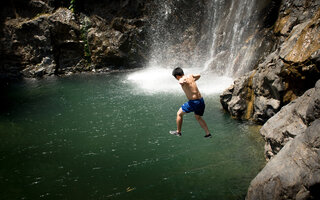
[0,72,264,200]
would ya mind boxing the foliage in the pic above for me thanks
[69,0,75,13]
[80,17,92,62]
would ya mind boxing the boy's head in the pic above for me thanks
[172,67,184,79]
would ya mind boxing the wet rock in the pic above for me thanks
[88,16,148,69]
[220,74,251,119]
[88,26,126,67]
[246,119,320,200]
[279,11,320,63]
[22,56,56,77]
[220,53,285,123]
[48,8,84,73]
[253,96,280,123]
[221,5,320,123]
[260,80,320,160]
[1,7,83,78]
[29,0,54,14]
[274,15,298,36]
[0,0,151,80]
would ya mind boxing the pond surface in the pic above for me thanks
[0,72,265,200]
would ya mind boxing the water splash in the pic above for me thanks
[127,66,232,95]
[128,0,270,93]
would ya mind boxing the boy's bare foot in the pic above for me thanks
[169,130,182,137]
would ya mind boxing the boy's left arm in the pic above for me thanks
[193,74,201,81]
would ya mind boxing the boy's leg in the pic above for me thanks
[194,114,210,135]
[176,107,186,133]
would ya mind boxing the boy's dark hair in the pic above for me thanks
[172,67,184,78]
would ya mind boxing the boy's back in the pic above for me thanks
[179,74,202,100]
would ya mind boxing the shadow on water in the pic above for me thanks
[0,72,265,200]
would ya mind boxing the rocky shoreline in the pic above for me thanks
[219,1,320,199]
[246,80,320,199]
[0,0,151,82]
[1,0,207,83]
[220,3,320,124]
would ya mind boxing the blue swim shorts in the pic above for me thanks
[181,98,205,116]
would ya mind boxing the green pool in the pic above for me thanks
[0,71,265,200]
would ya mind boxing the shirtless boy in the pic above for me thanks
[170,67,212,138]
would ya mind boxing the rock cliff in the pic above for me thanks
[261,80,320,160]
[219,1,320,198]
[221,1,320,124]
[0,0,150,81]
[245,80,320,200]
[0,0,210,82]
[247,118,320,200]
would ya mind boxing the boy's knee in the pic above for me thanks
[177,109,184,117]
[194,115,201,120]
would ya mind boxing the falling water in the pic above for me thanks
[128,0,272,93]
[202,0,270,77]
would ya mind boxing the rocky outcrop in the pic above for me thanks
[0,0,151,80]
[2,8,85,78]
[221,2,320,123]
[220,3,320,197]
[261,79,320,158]
[78,0,150,69]
[245,80,320,199]
[246,119,320,200]
[88,16,148,69]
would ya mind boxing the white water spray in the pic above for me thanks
[128,0,268,94]
[127,67,233,94]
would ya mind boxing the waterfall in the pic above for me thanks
[202,0,267,77]
[128,0,271,94]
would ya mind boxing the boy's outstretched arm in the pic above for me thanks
[193,74,201,81]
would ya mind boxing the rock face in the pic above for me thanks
[1,7,82,78]
[87,16,148,69]
[19,8,83,77]
[246,80,320,199]
[260,80,320,160]
[246,119,320,200]
[221,1,320,124]
[0,0,151,80]
[220,2,320,198]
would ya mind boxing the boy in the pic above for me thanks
[170,67,212,138]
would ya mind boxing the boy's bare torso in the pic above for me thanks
[179,74,202,100]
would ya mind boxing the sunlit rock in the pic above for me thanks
[247,119,320,200]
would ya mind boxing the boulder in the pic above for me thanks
[22,56,56,77]
[246,119,320,200]
[220,73,252,119]
[261,80,320,160]
[253,96,280,123]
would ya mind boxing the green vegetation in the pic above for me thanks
[80,17,92,62]
[68,0,91,62]
[69,0,75,13]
